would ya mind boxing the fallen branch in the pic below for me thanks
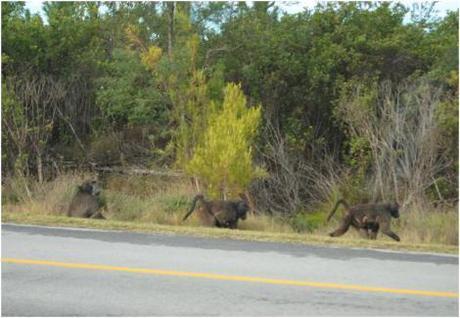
[94,166,185,178]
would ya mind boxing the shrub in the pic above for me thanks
[291,211,325,233]
[89,133,121,166]
[186,83,264,198]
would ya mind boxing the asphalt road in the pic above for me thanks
[2,223,458,316]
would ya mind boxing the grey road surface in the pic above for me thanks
[2,223,458,316]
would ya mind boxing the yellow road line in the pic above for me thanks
[2,258,458,299]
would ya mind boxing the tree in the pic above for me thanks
[186,83,264,198]
[336,79,447,205]
[96,48,167,127]
[2,82,29,193]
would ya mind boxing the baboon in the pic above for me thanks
[327,199,400,241]
[67,180,106,219]
[182,194,249,229]
[361,215,384,239]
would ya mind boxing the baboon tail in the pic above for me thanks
[182,195,203,222]
[326,199,350,222]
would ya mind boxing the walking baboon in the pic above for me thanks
[361,215,383,239]
[67,180,106,219]
[327,199,400,241]
[182,194,249,229]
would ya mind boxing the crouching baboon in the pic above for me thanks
[182,194,249,229]
[327,199,400,241]
[67,180,106,219]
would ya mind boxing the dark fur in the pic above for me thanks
[182,194,249,229]
[327,199,400,241]
[67,180,106,219]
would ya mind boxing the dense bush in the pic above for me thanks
[1,2,458,221]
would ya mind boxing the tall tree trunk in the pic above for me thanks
[37,153,43,184]
[15,152,32,199]
[193,177,201,193]
[167,2,175,61]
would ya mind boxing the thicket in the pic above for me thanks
[2,2,458,224]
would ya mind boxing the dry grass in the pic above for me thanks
[396,207,458,245]
[311,200,459,246]
[2,174,84,217]
[1,173,458,254]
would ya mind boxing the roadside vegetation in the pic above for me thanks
[2,173,458,253]
[2,2,458,253]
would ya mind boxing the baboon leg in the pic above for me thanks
[382,230,400,241]
[213,210,237,229]
[215,218,235,229]
[214,219,226,228]
[228,222,237,229]
[380,222,400,241]
[83,208,93,218]
[368,230,378,240]
[368,223,379,240]
[358,228,370,239]
[90,212,105,219]
[329,214,352,237]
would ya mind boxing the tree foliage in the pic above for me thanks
[1,2,458,209]
[186,83,264,198]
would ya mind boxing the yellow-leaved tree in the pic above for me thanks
[186,83,265,199]
[140,31,210,169]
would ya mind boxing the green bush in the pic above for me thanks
[90,134,121,166]
[158,194,190,214]
[186,83,264,198]
[426,177,458,204]
[291,211,325,233]
[106,191,149,221]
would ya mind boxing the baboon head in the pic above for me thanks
[79,180,101,196]
[236,193,250,220]
[236,201,249,220]
[388,202,400,218]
